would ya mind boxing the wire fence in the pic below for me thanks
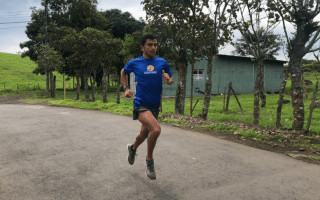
[1,83,73,93]
[1,79,120,93]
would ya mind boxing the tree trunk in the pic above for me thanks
[50,71,54,98]
[84,73,90,102]
[76,72,80,100]
[103,67,108,103]
[290,60,304,130]
[276,70,289,128]
[92,69,96,102]
[116,72,121,104]
[80,72,85,89]
[46,71,49,92]
[259,60,266,107]
[175,62,187,114]
[53,76,56,99]
[200,55,213,120]
[306,80,319,133]
[302,73,308,100]
[253,63,262,126]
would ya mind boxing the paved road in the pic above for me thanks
[0,104,320,200]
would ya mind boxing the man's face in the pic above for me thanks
[141,39,157,59]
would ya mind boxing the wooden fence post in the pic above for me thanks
[3,83,5,92]
[226,82,232,111]
[223,87,226,111]
[231,88,242,110]
[16,84,18,92]
[28,83,29,91]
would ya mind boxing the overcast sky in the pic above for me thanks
[0,0,318,61]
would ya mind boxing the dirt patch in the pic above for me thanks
[161,113,320,165]
[0,94,30,104]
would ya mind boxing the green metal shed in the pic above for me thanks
[161,54,286,97]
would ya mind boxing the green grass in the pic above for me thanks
[196,123,270,142]
[1,52,320,135]
[305,155,320,161]
[0,53,60,91]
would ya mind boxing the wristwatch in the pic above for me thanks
[123,86,128,90]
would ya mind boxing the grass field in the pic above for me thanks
[1,52,320,134]
[0,53,73,93]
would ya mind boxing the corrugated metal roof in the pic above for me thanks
[217,54,287,63]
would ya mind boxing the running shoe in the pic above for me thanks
[127,144,136,165]
[145,159,156,180]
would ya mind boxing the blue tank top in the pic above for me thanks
[124,56,173,111]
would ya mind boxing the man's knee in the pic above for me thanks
[152,125,161,135]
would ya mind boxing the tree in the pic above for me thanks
[20,0,110,91]
[103,38,123,103]
[302,60,320,72]
[198,0,236,120]
[142,0,209,115]
[64,27,121,102]
[35,44,64,98]
[234,0,281,126]
[233,30,281,60]
[21,0,109,62]
[103,9,146,40]
[102,9,146,85]
[120,31,144,64]
[269,0,320,130]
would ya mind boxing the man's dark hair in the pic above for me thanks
[141,34,157,46]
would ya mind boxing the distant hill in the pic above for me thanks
[0,52,64,92]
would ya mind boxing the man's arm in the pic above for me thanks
[121,69,133,98]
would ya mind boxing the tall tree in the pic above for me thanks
[103,9,146,40]
[35,44,64,98]
[64,27,121,102]
[198,0,236,120]
[120,31,144,64]
[64,28,117,102]
[103,38,123,103]
[269,0,320,130]
[102,9,146,84]
[20,0,110,91]
[233,30,281,60]
[234,0,281,126]
[142,0,209,115]
[21,0,109,62]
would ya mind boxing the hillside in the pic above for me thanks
[0,52,65,92]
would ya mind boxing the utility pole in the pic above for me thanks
[44,0,49,92]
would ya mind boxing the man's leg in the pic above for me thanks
[132,124,149,150]
[138,110,161,161]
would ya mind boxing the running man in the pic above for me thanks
[121,34,174,180]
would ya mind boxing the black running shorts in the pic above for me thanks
[133,106,159,120]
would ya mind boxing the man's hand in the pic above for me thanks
[162,70,174,85]
[125,88,133,98]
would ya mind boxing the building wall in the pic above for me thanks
[161,56,284,97]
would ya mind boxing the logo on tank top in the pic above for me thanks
[144,65,157,74]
